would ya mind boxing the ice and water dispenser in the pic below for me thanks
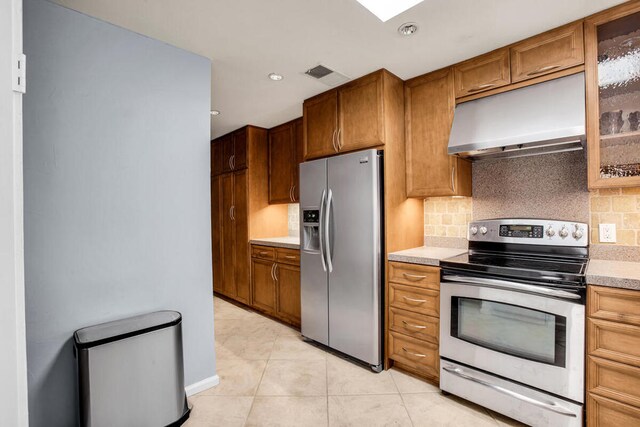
[302,209,321,251]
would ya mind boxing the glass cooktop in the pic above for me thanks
[441,252,588,285]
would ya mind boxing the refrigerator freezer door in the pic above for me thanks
[300,158,329,346]
[327,149,382,365]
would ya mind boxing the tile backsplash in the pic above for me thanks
[288,203,299,237]
[424,197,472,239]
[421,151,640,259]
[590,188,640,246]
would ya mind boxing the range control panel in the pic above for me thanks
[468,219,588,247]
[499,224,544,238]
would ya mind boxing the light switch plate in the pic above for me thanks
[599,223,617,243]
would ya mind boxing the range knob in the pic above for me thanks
[573,224,584,240]
[470,226,478,235]
[559,227,569,238]
[480,226,488,235]
[546,227,556,237]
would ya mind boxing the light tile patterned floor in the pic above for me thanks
[184,296,526,427]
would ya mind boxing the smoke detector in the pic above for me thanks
[304,64,350,87]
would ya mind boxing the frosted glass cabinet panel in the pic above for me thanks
[586,4,640,188]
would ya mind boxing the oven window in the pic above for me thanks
[451,297,566,367]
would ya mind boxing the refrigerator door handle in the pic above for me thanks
[318,189,327,272]
[325,189,333,273]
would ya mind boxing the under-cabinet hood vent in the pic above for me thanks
[304,64,350,87]
[448,73,586,160]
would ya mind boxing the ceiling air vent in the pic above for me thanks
[304,64,350,87]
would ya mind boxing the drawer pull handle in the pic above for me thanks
[284,255,297,259]
[402,347,426,358]
[526,64,560,76]
[402,320,427,330]
[259,251,269,256]
[403,296,426,304]
[402,273,426,281]
[467,83,495,92]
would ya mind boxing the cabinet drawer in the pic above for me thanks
[453,49,510,98]
[587,393,640,427]
[251,245,275,261]
[510,21,584,83]
[589,285,640,327]
[276,247,300,265]
[588,318,640,368]
[588,356,640,408]
[389,283,439,317]
[389,331,439,379]
[389,308,438,344]
[388,262,439,290]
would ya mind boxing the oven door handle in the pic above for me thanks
[442,366,577,417]
[442,275,581,300]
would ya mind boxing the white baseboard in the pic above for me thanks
[185,374,220,396]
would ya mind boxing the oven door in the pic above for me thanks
[440,276,585,403]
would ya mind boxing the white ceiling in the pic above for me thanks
[54,0,624,138]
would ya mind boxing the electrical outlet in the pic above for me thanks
[599,223,617,243]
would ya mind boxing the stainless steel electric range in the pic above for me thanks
[439,219,588,427]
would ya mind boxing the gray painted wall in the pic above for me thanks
[23,1,215,425]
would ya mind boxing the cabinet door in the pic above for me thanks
[221,173,236,297]
[292,117,303,202]
[453,49,510,98]
[234,170,250,304]
[303,90,338,160]
[338,72,384,152]
[233,128,247,170]
[269,122,295,204]
[586,4,640,188]
[587,393,640,427]
[220,134,234,174]
[405,68,472,197]
[211,175,223,293]
[251,259,276,314]
[510,21,584,83]
[275,263,301,326]
[211,140,224,176]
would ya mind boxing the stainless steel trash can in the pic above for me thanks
[74,311,190,427]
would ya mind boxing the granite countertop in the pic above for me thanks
[388,246,467,266]
[586,259,640,290]
[250,236,300,250]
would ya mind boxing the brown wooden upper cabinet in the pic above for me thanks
[510,21,584,83]
[453,48,511,98]
[268,117,303,204]
[585,1,640,189]
[405,68,472,198]
[214,129,248,175]
[303,69,399,160]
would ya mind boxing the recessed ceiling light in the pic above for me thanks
[210,110,220,116]
[398,22,419,36]
[268,73,284,81]
[356,0,424,22]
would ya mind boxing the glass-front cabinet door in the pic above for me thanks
[586,4,640,188]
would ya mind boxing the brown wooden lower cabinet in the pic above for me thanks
[587,393,640,427]
[251,258,277,314]
[587,285,640,426]
[387,261,440,384]
[275,262,301,326]
[250,245,301,327]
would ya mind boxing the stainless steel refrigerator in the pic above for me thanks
[299,149,383,372]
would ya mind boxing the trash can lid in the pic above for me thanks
[74,310,181,349]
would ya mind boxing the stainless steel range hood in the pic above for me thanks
[448,73,586,160]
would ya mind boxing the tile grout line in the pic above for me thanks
[389,371,415,427]
[325,350,330,427]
